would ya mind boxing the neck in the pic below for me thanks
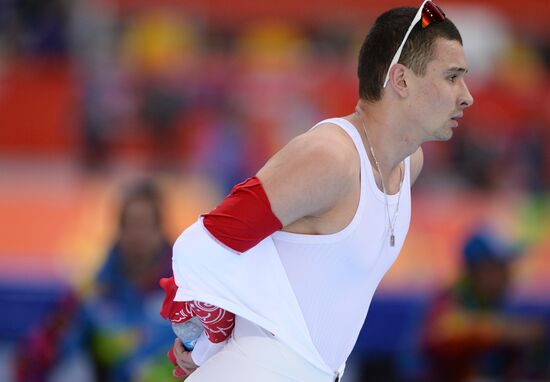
[354,99,420,175]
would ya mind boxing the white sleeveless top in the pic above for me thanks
[172,117,411,376]
[273,118,412,370]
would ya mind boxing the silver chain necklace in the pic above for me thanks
[355,110,404,247]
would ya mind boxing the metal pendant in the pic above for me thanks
[390,234,395,247]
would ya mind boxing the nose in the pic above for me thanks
[459,80,474,108]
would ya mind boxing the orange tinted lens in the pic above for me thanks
[421,1,446,28]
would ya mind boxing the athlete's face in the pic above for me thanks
[408,38,474,142]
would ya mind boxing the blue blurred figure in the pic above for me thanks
[422,228,549,381]
[15,180,178,382]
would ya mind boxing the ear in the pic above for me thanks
[387,64,409,97]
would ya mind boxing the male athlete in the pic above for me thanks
[167,2,473,381]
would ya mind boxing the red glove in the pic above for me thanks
[160,277,235,371]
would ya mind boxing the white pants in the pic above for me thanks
[186,317,339,382]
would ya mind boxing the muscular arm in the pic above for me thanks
[256,125,357,227]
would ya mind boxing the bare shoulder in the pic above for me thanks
[256,122,358,226]
[305,122,359,166]
[410,146,424,186]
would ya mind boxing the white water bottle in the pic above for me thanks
[172,317,204,350]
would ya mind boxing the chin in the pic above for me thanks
[434,126,453,141]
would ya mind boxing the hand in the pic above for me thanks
[168,338,198,378]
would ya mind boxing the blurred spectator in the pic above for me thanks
[69,0,119,170]
[187,102,255,193]
[14,180,177,382]
[121,11,199,169]
[422,228,548,381]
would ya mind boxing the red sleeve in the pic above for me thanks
[202,176,283,253]
[190,301,235,343]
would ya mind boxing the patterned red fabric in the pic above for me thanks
[188,300,235,343]
[160,277,235,343]
[202,176,283,253]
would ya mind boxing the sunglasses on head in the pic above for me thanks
[383,0,446,88]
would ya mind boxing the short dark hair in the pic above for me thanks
[357,6,463,102]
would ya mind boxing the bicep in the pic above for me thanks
[256,133,354,227]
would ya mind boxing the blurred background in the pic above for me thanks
[0,0,548,381]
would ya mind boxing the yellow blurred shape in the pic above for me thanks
[121,11,198,73]
[236,21,310,70]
